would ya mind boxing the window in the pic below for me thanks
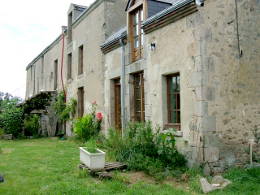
[78,45,84,75]
[54,59,58,90]
[77,87,84,118]
[130,6,144,62]
[41,56,44,74]
[167,73,181,129]
[133,72,145,122]
[30,67,33,81]
[67,53,72,80]
[68,12,72,43]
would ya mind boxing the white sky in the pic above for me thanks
[0,0,95,99]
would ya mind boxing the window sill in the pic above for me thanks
[126,57,145,67]
[77,74,84,80]
[67,78,73,84]
[164,123,181,130]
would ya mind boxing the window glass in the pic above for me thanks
[167,74,180,126]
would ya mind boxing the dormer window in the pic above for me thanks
[130,6,143,62]
[68,12,73,43]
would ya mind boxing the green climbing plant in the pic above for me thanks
[52,92,77,122]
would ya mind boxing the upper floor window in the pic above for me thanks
[130,6,144,62]
[67,53,72,80]
[78,45,84,75]
[41,56,44,74]
[54,59,58,90]
[68,12,73,43]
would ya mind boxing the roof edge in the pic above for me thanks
[143,0,194,27]
[72,0,114,28]
[26,30,66,71]
[101,27,127,54]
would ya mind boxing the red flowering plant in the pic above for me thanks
[73,101,103,141]
[96,112,103,121]
[90,101,103,132]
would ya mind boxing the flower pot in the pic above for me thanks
[79,147,105,170]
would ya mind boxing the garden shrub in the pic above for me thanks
[24,114,40,137]
[52,92,77,122]
[104,122,186,178]
[0,98,24,137]
[73,102,103,142]
[0,128,4,137]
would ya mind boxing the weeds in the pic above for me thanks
[103,122,186,179]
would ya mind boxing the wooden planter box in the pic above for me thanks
[79,147,105,170]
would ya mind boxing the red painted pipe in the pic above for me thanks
[60,32,66,101]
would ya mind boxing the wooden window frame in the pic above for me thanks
[78,45,84,75]
[67,53,72,80]
[133,72,145,122]
[129,5,144,62]
[166,73,181,130]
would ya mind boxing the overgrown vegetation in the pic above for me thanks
[24,114,40,137]
[103,122,186,179]
[73,102,103,142]
[1,138,259,195]
[23,92,52,114]
[52,92,77,122]
[0,97,23,137]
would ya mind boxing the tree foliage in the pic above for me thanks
[52,92,77,122]
[0,96,24,137]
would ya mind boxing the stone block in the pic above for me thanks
[206,87,215,101]
[205,147,219,163]
[194,101,208,117]
[200,176,232,193]
[194,56,202,71]
[191,72,203,87]
[202,116,216,132]
[194,86,205,101]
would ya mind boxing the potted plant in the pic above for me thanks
[79,147,106,170]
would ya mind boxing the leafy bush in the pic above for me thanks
[73,102,103,142]
[24,114,40,137]
[52,92,77,122]
[0,98,24,137]
[104,122,186,178]
[0,128,4,137]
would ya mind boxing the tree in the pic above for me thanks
[0,92,24,137]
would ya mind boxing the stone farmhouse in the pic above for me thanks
[25,0,260,172]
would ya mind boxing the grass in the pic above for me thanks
[0,138,259,195]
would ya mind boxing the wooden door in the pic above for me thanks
[114,79,121,130]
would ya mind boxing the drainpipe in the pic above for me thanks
[120,36,126,135]
[61,26,67,101]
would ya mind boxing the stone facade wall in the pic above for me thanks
[25,0,260,169]
[26,0,128,136]
[103,0,260,170]
[25,36,65,99]
[191,0,260,171]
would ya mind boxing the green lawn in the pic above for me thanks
[0,138,259,195]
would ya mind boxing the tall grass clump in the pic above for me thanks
[104,122,186,179]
